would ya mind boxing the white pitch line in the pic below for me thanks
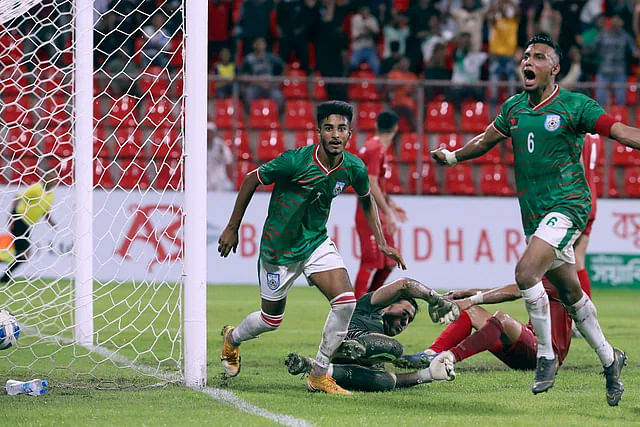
[28,328,313,427]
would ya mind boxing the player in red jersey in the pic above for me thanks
[354,111,407,298]
[400,281,572,372]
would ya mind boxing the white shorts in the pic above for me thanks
[527,212,582,270]
[258,238,346,301]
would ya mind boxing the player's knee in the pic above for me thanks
[370,370,396,391]
[514,261,539,288]
[260,311,283,331]
[493,311,508,322]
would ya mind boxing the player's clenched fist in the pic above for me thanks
[430,147,458,166]
[217,226,238,257]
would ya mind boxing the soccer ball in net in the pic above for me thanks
[0,310,20,350]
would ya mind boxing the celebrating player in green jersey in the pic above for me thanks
[218,101,406,395]
[432,34,638,405]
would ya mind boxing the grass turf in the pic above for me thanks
[1,284,638,426]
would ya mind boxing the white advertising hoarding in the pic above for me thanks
[1,186,638,288]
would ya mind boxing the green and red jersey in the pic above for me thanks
[493,86,608,235]
[257,144,370,265]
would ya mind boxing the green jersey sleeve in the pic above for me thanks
[577,94,606,134]
[492,99,513,137]
[351,159,370,196]
[258,150,297,185]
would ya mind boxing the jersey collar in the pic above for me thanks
[529,84,559,111]
[314,144,344,175]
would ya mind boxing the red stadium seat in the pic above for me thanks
[153,151,182,190]
[235,160,257,190]
[284,100,314,130]
[138,66,169,99]
[460,101,489,133]
[294,130,318,148]
[1,95,32,126]
[107,95,139,128]
[612,141,640,165]
[40,95,71,128]
[393,0,410,12]
[425,101,456,133]
[623,166,640,197]
[94,156,115,189]
[141,96,176,127]
[584,133,605,167]
[348,70,379,101]
[480,164,513,196]
[249,99,279,129]
[6,128,37,155]
[0,66,28,96]
[214,98,244,129]
[407,162,440,194]
[168,35,183,68]
[36,65,66,95]
[117,159,150,190]
[9,154,39,185]
[283,69,309,99]
[256,130,285,161]
[114,128,144,160]
[607,105,628,124]
[385,162,404,194]
[221,129,251,160]
[312,73,328,101]
[436,133,463,151]
[150,127,181,159]
[444,164,476,195]
[0,31,23,66]
[357,102,383,132]
[399,133,429,162]
[627,76,638,105]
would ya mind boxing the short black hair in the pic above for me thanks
[377,111,399,132]
[394,295,419,316]
[525,33,562,63]
[316,100,353,126]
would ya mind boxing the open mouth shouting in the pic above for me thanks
[523,69,536,88]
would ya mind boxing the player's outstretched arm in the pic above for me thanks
[431,124,506,166]
[218,170,260,257]
[370,277,440,307]
[359,194,406,269]
[610,122,640,150]
[452,283,521,312]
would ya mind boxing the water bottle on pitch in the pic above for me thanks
[5,379,48,396]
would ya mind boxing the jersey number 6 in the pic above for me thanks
[527,132,535,153]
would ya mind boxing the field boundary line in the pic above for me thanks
[28,328,313,427]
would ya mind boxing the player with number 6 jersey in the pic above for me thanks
[431,34,640,405]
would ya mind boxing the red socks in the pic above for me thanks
[429,310,472,353]
[354,267,372,299]
[450,316,504,363]
[369,266,393,293]
[577,268,592,299]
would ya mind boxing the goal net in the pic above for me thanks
[0,0,204,389]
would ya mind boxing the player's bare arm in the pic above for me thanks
[452,284,521,312]
[610,122,640,150]
[358,194,406,269]
[368,174,396,233]
[218,170,260,257]
[370,277,440,307]
[431,124,506,166]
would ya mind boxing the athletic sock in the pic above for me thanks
[577,268,592,299]
[521,281,554,360]
[566,293,614,367]
[450,316,504,363]
[354,267,373,299]
[312,292,356,376]
[230,310,283,346]
[429,310,472,353]
[369,266,393,293]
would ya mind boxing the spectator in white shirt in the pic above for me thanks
[207,123,233,192]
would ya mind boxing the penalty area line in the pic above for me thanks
[29,328,313,427]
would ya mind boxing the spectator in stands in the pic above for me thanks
[423,42,451,100]
[387,57,417,131]
[447,0,488,52]
[381,41,403,76]
[448,32,487,108]
[559,45,583,91]
[235,0,275,52]
[207,123,233,192]
[535,1,562,42]
[104,51,141,97]
[349,5,381,75]
[241,37,285,112]
[633,1,640,45]
[580,13,605,82]
[406,0,441,73]
[371,0,392,26]
[214,48,236,98]
[383,10,409,58]
[314,0,349,100]
[141,12,171,68]
[421,14,454,70]
[486,0,520,102]
[277,0,319,73]
[590,14,638,106]
[209,0,234,62]
[607,0,634,34]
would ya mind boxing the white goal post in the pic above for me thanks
[0,0,206,388]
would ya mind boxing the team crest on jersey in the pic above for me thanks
[509,117,519,129]
[266,272,280,290]
[333,181,346,196]
[544,114,561,132]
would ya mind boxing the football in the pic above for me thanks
[0,309,20,350]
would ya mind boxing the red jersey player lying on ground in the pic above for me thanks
[399,280,572,374]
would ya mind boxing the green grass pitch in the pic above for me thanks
[1,284,638,426]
